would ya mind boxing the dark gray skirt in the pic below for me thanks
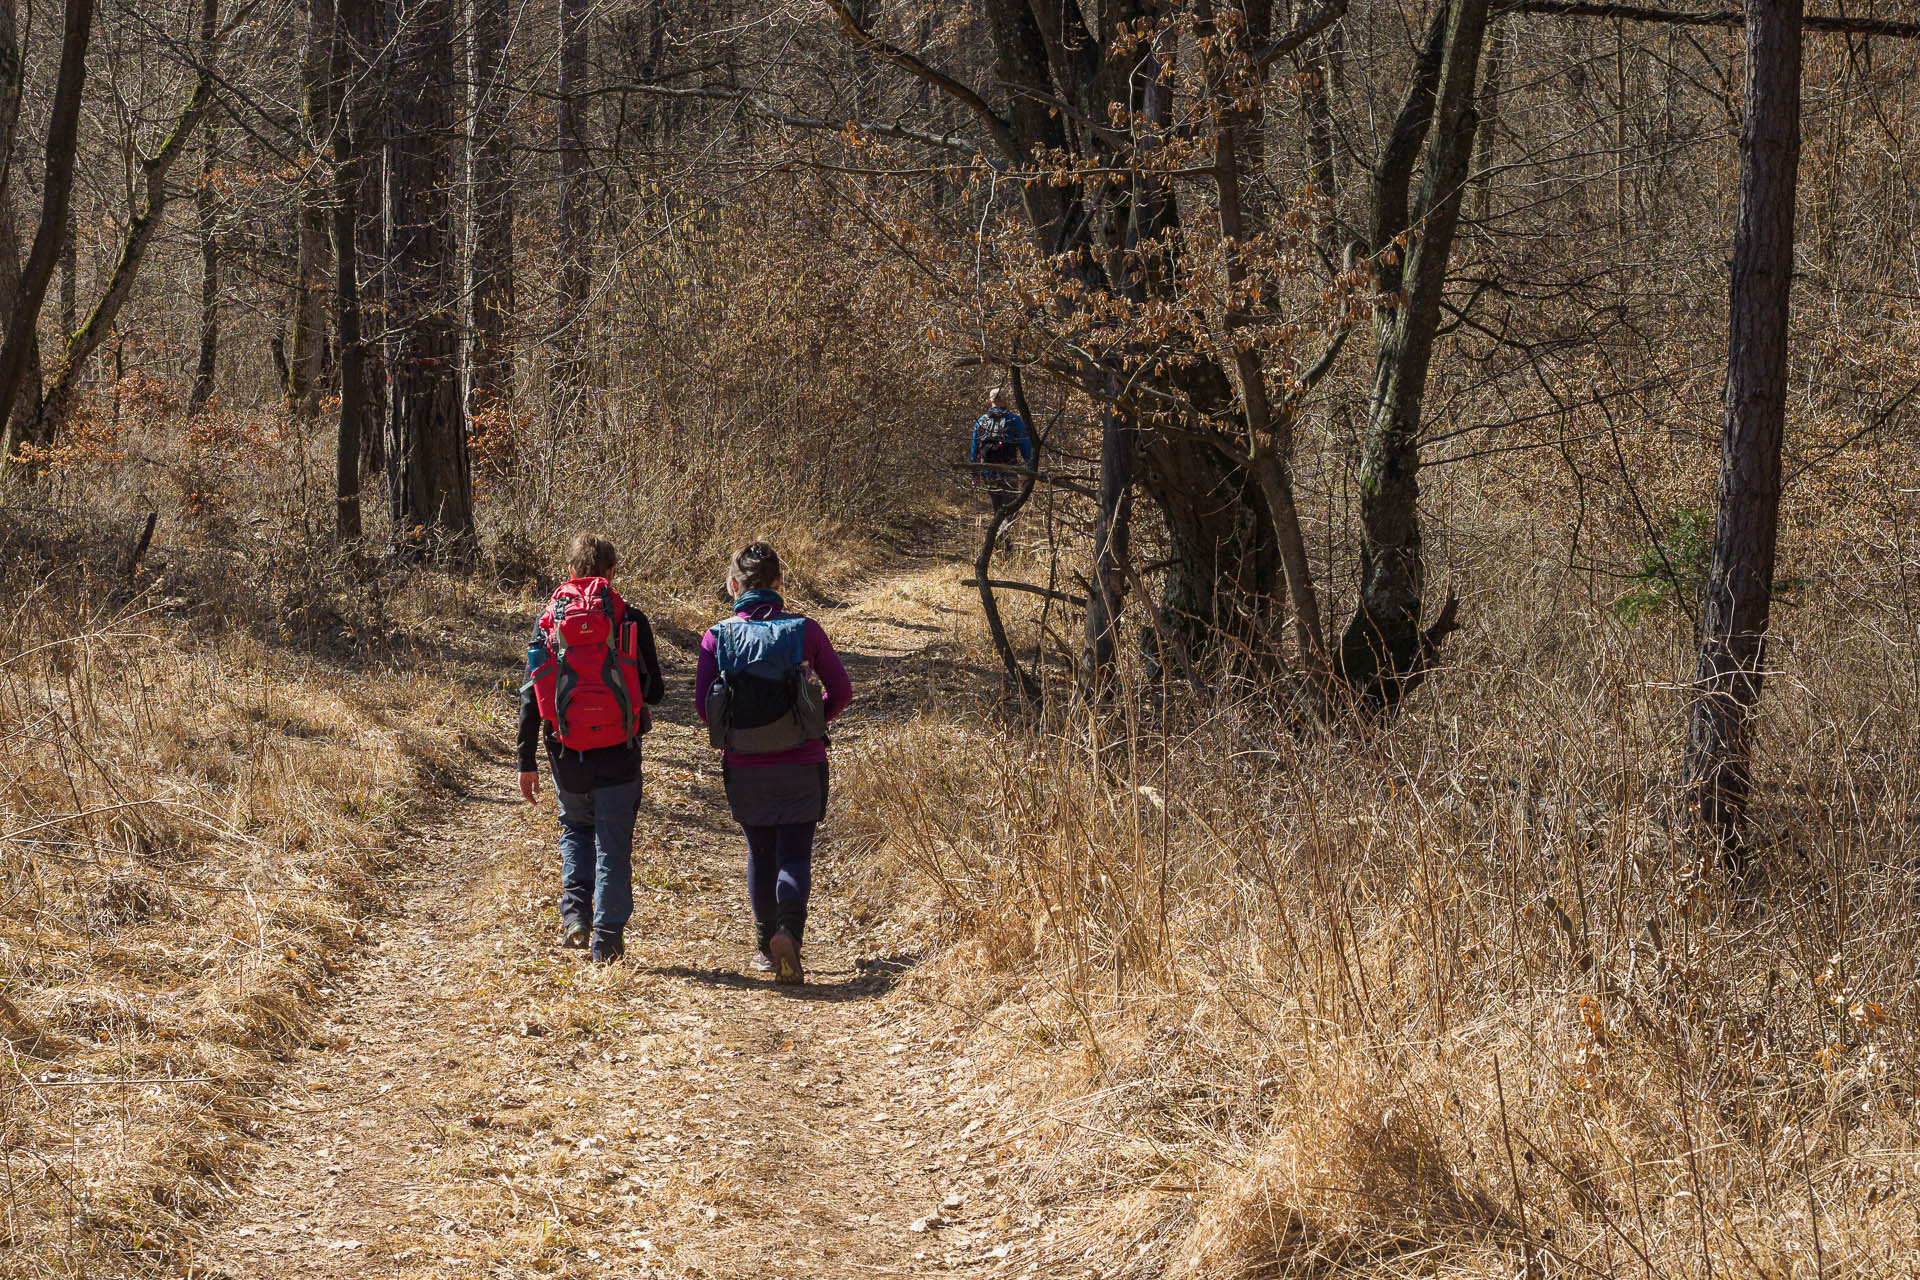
[723,762,829,827]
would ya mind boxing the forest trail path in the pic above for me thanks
[189,553,1029,1280]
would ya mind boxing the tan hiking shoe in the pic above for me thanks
[768,928,803,985]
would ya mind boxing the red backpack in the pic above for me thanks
[528,578,647,751]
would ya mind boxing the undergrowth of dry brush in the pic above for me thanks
[0,507,504,1273]
[842,552,1920,1278]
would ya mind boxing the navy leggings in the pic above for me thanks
[744,822,815,947]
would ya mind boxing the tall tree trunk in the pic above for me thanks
[188,123,220,414]
[554,0,590,383]
[58,209,76,341]
[1207,15,1327,670]
[1340,0,1489,706]
[32,0,221,448]
[288,0,334,419]
[330,0,363,537]
[468,0,515,412]
[385,0,474,555]
[0,0,95,470]
[1143,435,1284,670]
[346,0,386,478]
[1082,400,1135,693]
[1684,0,1802,857]
[1473,14,1508,218]
[0,0,42,435]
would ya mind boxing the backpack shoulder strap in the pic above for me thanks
[712,616,744,673]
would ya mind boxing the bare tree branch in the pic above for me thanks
[1254,0,1351,69]
[822,0,1017,159]
[1496,0,1920,38]
[596,83,991,159]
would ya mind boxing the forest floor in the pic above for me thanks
[184,545,1054,1280]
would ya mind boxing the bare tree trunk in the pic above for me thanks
[288,0,333,419]
[188,123,220,414]
[1473,14,1509,218]
[554,0,590,383]
[346,0,386,478]
[1684,0,1802,858]
[0,0,95,470]
[330,0,363,537]
[468,0,515,412]
[1208,30,1328,670]
[58,210,76,341]
[0,0,42,435]
[1340,0,1489,707]
[386,0,473,556]
[31,0,221,450]
[1082,399,1135,694]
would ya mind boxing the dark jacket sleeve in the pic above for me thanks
[630,610,666,705]
[517,684,542,773]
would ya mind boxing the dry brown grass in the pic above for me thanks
[839,461,1920,1279]
[0,510,506,1274]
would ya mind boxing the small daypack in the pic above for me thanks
[527,578,648,751]
[705,614,827,753]
[977,409,1020,459]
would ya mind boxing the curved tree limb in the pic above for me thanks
[822,0,1017,160]
[973,363,1043,705]
[1253,0,1352,68]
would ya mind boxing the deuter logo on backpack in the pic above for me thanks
[706,614,827,753]
[528,577,648,751]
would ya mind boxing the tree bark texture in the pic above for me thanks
[1141,435,1284,669]
[1082,400,1136,693]
[0,0,42,434]
[1340,0,1488,706]
[0,0,95,470]
[288,0,335,419]
[58,210,76,343]
[385,0,473,553]
[189,125,220,414]
[330,0,364,536]
[1684,0,1802,852]
[468,0,515,412]
[347,0,387,477]
[554,0,590,379]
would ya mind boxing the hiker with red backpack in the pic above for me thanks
[695,542,852,985]
[518,534,665,964]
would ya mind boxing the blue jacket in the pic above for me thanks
[970,409,1034,466]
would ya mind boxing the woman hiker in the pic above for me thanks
[695,542,852,984]
[518,534,665,964]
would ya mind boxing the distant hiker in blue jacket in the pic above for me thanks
[971,387,1034,512]
[695,542,853,986]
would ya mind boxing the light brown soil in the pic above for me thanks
[185,563,1039,1280]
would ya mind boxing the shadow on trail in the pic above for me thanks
[646,953,920,1004]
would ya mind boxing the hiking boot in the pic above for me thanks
[768,928,803,986]
[559,919,591,950]
[749,951,775,974]
[590,930,625,964]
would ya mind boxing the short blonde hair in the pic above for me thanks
[988,386,1010,409]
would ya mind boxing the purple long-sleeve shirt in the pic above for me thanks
[696,599,852,768]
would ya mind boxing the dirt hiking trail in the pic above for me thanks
[188,557,1046,1280]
